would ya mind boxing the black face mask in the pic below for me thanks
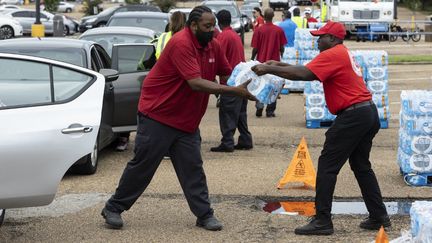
[195,28,214,47]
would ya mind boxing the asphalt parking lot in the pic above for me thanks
[1,2,432,242]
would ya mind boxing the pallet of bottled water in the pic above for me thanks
[304,81,335,128]
[352,50,390,128]
[227,61,285,105]
[398,90,432,186]
[410,201,432,241]
[281,29,319,92]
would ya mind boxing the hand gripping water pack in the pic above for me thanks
[227,61,260,87]
[247,74,285,105]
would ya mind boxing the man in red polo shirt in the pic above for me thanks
[102,6,257,231]
[251,21,390,235]
[210,10,253,152]
[251,7,287,118]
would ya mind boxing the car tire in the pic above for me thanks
[64,26,70,36]
[69,135,99,175]
[0,209,5,227]
[66,8,72,13]
[0,26,14,40]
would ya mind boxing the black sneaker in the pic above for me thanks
[210,144,234,152]
[256,108,263,117]
[294,216,334,235]
[196,216,223,231]
[234,144,253,150]
[360,215,391,230]
[266,112,276,117]
[101,207,123,229]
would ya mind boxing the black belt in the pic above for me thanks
[339,100,374,114]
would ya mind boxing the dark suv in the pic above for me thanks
[201,1,246,44]
[79,4,161,33]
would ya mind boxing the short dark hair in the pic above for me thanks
[186,6,213,26]
[293,8,300,16]
[216,9,231,26]
[283,10,291,19]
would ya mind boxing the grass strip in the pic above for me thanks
[389,55,432,64]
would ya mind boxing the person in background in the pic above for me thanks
[251,21,390,235]
[292,7,307,29]
[155,11,187,59]
[304,7,318,25]
[210,10,253,153]
[101,6,257,231]
[252,7,264,30]
[251,8,287,118]
[278,10,297,48]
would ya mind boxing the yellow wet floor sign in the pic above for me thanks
[277,137,316,189]
[375,226,389,243]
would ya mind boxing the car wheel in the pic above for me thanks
[64,26,70,36]
[66,8,72,13]
[0,26,14,40]
[0,209,5,227]
[69,136,99,175]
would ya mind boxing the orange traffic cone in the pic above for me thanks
[375,226,389,243]
[277,137,316,189]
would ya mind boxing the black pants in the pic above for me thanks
[315,103,388,220]
[255,100,276,114]
[105,114,213,219]
[219,95,252,148]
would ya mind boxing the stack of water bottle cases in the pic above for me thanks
[409,201,432,241]
[398,90,432,186]
[281,29,390,129]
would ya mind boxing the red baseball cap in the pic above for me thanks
[310,21,346,40]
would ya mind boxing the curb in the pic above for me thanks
[389,62,432,65]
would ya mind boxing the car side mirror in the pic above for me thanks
[99,68,119,82]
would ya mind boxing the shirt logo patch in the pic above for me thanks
[209,58,215,63]
[348,51,363,77]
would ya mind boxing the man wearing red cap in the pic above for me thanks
[251,21,390,235]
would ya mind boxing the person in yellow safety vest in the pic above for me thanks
[155,11,187,59]
[292,8,307,28]
[321,1,328,22]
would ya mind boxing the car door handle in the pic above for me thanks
[61,125,93,134]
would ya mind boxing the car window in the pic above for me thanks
[80,34,153,57]
[52,66,93,102]
[0,47,87,68]
[11,11,30,17]
[205,4,240,18]
[0,58,50,108]
[115,45,155,73]
[108,17,168,34]
[114,7,128,13]
[40,13,48,19]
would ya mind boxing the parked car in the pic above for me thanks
[107,12,169,36]
[201,0,246,43]
[244,0,262,7]
[0,52,119,227]
[0,15,23,39]
[79,26,156,56]
[168,7,192,19]
[0,38,156,175]
[0,4,20,10]
[0,0,21,5]
[2,9,53,35]
[79,4,161,32]
[239,4,255,32]
[57,1,75,12]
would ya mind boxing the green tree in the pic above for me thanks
[82,0,103,16]
[126,0,141,4]
[151,0,176,13]
[44,0,60,12]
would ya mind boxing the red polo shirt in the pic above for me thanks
[251,22,287,62]
[138,27,232,133]
[305,44,372,115]
[216,26,245,84]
